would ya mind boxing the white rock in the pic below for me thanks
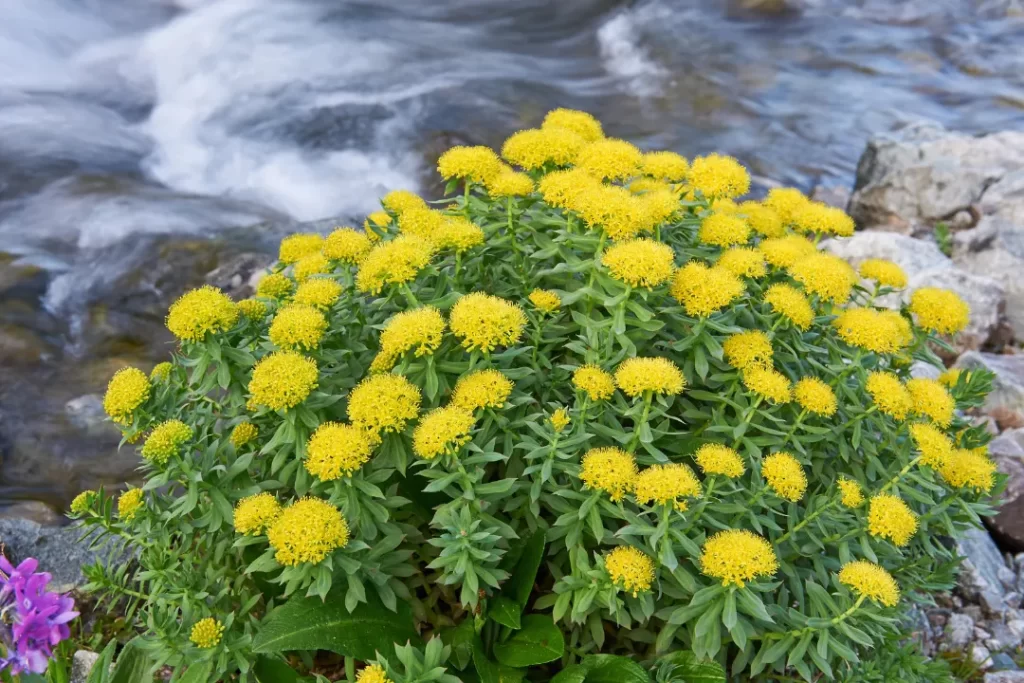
[71,650,100,683]
[946,612,975,648]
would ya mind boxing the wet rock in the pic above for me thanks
[849,121,1024,232]
[65,394,108,433]
[205,252,275,300]
[0,517,99,590]
[953,217,1024,339]
[0,323,51,366]
[946,612,975,648]
[958,527,1009,616]
[810,184,851,209]
[981,170,1024,228]
[71,650,100,683]
[0,501,62,525]
[987,429,1024,552]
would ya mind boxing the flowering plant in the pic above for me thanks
[0,557,77,677]
[77,109,996,682]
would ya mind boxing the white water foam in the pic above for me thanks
[596,10,667,98]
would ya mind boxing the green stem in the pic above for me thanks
[781,409,807,446]
[463,180,471,217]
[626,391,653,453]
[731,396,764,449]
[777,497,838,545]
[584,232,607,315]
[345,656,356,683]
[879,454,922,494]
[574,396,591,438]
[399,283,419,307]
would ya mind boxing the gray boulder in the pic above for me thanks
[71,650,100,683]
[957,526,1010,616]
[956,352,1024,417]
[986,673,1024,683]
[0,517,99,590]
[987,429,1024,551]
[954,216,1024,339]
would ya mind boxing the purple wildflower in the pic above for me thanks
[0,556,78,675]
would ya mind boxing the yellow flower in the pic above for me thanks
[528,289,561,313]
[601,238,676,288]
[629,178,673,195]
[371,307,446,372]
[238,298,268,320]
[355,235,435,294]
[743,367,792,404]
[413,406,476,460]
[688,154,750,199]
[486,168,535,197]
[723,330,773,370]
[451,369,514,412]
[910,287,970,335]
[538,168,602,209]
[166,286,239,342]
[906,378,955,427]
[605,546,655,596]
[614,357,685,398]
[149,362,172,382]
[641,151,689,181]
[639,189,680,226]
[764,283,814,330]
[449,292,527,353]
[670,262,744,317]
[575,138,642,181]
[118,488,145,521]
[738,201,785,237]
[437,145,503,183]
[348,374,422,435]
[381,190,427,215]
[306,422,377,481]
[293,279,343,310]
[865,372,912,420]
[542,108,604,142]
[859,259,907,289]
[267,497,349,566]
[718,247,766,278]
[398,207,447,240]
[694,444,745,478]
[938,447,997,493]
[833,308,911,354]
[256,273,294,299]
[570,184,652,241]
[69,490,96,516]
[549,408,571,433]
[759,235,817,268]
[939,368,965,388]
[140,419,192,466]
[867,494,918,547]
[788,253,856,303]
[233,492,281,535]
[572,365,616,401]
[634,463,701,510]
[699,213,751,248]
[763,187,811,225]
[792,202,855,237]
[268,304,327,351]
[366,210,393,230]
[356,664,394,683]
[793,377,837,417]
[103,367,151,425]
[838,478,865,507]
[580,447,637,501]
[762,452,807,501]
[700,529,778,587]
[324,227,372,264]
[279,233,324,264]
[190,618,224,649]
[293,253,330,282]
[502,128,585,169]
[434,216,485,253]
[231,422,258,448]
[908,422,954,468]
[838,561,900,607]
[248,351,318,411]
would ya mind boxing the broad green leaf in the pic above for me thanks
[473,636,526,683]
[252,589,417,660]
[579,655,651,683]
[550,665,588,683]
[254,657,303,683]
[493,615,564,667]
[440,619,476,670]
[86,641,118,683]
[488,596,522,629]
[656,651,726,683]
[177,661,213,683]
[109,639,153,683]
[502,530,546,609]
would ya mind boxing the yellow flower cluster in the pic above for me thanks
[231,422,258,448]
[150,362,172,382]
[324,227,372,264]
[793,377,837,417]
[838,478,865,507]
[859,259,907,288]
[278,233,324,264]
[938,448,997,492]
[449,292,527,353]
[700,529,778,587]
[256,273,293,299]
[166,286,239,343]
[543,108,604,141]
[867,494,918,547]
[356,664,393,683]
[294,253,330,282]
[865,371,912,420]
[372,307,446,371]
[739,201,784,237]
[356,235,435,294]
[70,490,96,516]
[293,278,343,309]
[248,351,318,411]
[549,407,571,433]
[190,618,224,649]
[306,422,377,481]
[572,364,616,401]
[760,235,816,268]
[486,168,535,197]
[641,151,688,181]
[348,374,421,435]
[580,447,637,501]
[528,289,561,313]
[574,138,642,180]
[699,213,750,248]
[688,154,750,199]
[763,283,813,329]
[743,367,792,404]
[909,422,954,468]
[718,247,766,278]
[694,444,745,478]
[268,305,327,351]
[381,189,427,215]
[601,238,675,288]
[103,367,151,425]
[413,406,476,460]
[437,145,503,183]
[670,262,744,317]
[634,463,701,510]
[605,546,655,596]
[238,298,268,320]
[267,497,349,566]
[502,128,585,170]
[434,216,485,253]
[906,378,955,427]
[763,187,811,224]
[724,330,773,370]
[762,452,807,501]
[833,308,911,354]
[910,287,970,334]
[838,561,900,607]
[792,202,855,237]
[788,253,856,303]
[118,488,145,521]
[614,357,684,397]
[233,492,281,536]
[141,419,193,466]
[451,370,514,411]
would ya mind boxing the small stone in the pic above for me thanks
[976,626,993,640]
[950,209,976,231]
[928,610,949,629]
[965,605,985,622]
[988,653,1021,673]
[973,644,994,669]
[71,650,100,683]
[947,613,976,648]
[1007,592,1023,609]
[1001,566,1019,590]
[985,672,1024,682]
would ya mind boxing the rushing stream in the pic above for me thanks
[1,0,1023,512]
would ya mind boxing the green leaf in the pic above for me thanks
[550,665,589,683]
[488,596,522,629]
[579,655,651,683]
[177,661,213,683]
[493,615,565,667]
[254,657,301,683]
[499,530,546,609]
[656,651,726,683]
[440,620,476,671]
[109,639,153,683]
[252,589,418,660]
[473,637,526,683]
[86,641,118,683]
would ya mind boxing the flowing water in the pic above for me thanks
[1,0,1023,510]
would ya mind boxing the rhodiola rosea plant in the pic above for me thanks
[73,108,997,683]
